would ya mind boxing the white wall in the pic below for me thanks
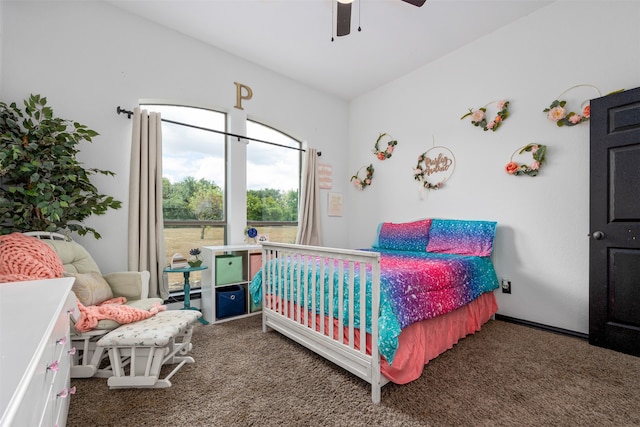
[347,0,640,334]
[0,1,350,273]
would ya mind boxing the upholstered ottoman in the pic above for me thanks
[96,310,202,389]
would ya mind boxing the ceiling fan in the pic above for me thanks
[336,0,427,37]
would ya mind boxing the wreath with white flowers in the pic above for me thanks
[372,133,398,160]
[413,146,455,190]
[505,144,547,177]
[461,100,510,132]
[351,164,374,190]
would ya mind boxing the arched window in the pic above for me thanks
[246,120,301,244]
[141,104,302,293]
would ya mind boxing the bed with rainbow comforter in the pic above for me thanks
[250,218,499,403]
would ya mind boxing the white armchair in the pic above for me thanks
[24,232,163,378]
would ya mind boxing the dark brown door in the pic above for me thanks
[589,87,640,356]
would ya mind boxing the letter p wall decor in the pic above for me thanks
[234,82,253,110]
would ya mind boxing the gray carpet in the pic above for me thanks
[67,315,640,427]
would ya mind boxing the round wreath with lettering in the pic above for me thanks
[461,100,510,132]
[351,164,374,190]
[505,144,547,177]
[372,133,398,160]
[413,146,456,189]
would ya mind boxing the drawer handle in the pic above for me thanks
[57,386,76,399]
[47,360,59,372]
[56,336,67,346]
[68,347,77,355]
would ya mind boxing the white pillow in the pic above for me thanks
[64,271,113,306]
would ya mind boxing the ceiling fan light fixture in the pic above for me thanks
[336,0,353,37]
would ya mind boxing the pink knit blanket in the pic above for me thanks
[75,297,167,332]
[0,233,65,282]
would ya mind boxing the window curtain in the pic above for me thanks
[295,148,322,246]
[128,107,168,300]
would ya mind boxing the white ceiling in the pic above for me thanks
[106,0,554,100]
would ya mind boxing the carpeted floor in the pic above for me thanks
[67,315,640,427]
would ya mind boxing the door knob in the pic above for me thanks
[589,231,605,240]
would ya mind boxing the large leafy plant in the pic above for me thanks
[0,94,121,238]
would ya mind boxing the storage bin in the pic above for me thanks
[215,255,243,285]
[216,286,246,319]
[249,252,262,280]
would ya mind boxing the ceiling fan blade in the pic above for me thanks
[401,0,427,6]
[336,1,352,37]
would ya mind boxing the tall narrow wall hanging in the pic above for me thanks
[505,144,547,177]
[413,145,455,199]
[461,100,510,132]
[372,133,398,160]
[351,164,374,190]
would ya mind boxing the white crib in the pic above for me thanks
[258,242,387,403]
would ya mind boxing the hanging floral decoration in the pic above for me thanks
[413,146,456,191]
[505,144,547,177]
[544,100,591,127]
[543,85,622,127]
[351,164,374,190]
[372,133,398,160]
[461,100,510,132]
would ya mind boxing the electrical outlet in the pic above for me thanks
[501,279,511,294]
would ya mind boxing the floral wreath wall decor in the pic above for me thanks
[543,84,601,127]
[461,100,510,132]
[413,145,456,198]
[351,164,374,190]
[505,144,547,177]
[372,133,398,160]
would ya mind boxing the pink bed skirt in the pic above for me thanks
[381,291,498,384]
[265,291,498,385]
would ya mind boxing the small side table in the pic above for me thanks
[164,265,209,325]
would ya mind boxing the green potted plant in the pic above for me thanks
[0,94,121,239]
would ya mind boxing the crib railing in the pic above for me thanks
[259,242,385,403]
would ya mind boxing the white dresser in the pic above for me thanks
[0,278,76,427]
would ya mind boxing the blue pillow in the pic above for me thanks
[426,219,497,257]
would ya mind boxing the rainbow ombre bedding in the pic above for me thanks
[250,248,498,365]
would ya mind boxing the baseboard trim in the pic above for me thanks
[495,314,589,340]
[165,288,202,305]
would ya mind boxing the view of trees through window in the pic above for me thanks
[163,177,224,222]
[142,105,301,293]
[246,120,301,245]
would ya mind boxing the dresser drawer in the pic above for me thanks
[14,304,73,426]
[0,278,75,427]
[11,360,51,426]
[51,366,72,427]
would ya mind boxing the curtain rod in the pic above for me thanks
[116,106,320,155]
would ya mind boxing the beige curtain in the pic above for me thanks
[128,107,167,299]
[295,148,322,246]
